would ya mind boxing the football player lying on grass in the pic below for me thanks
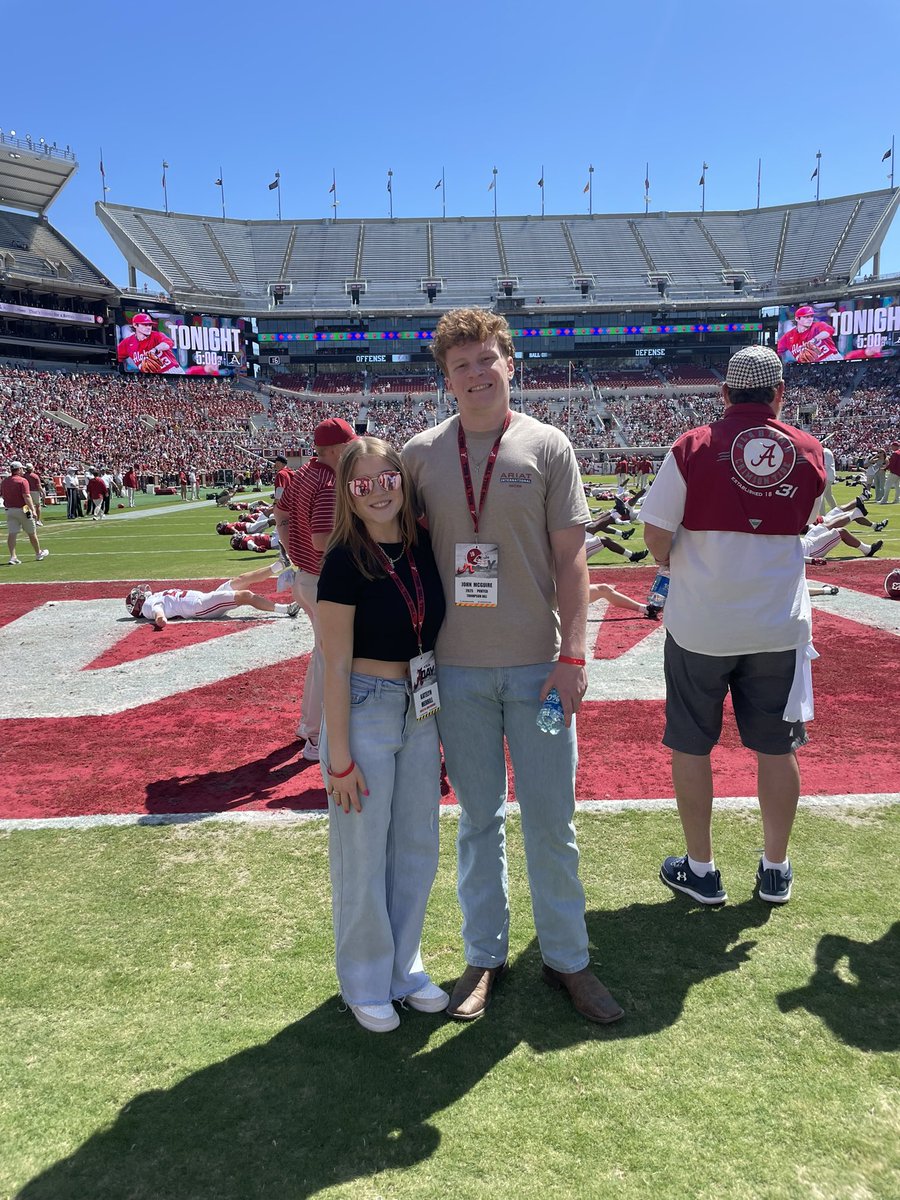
[125,563,299,630]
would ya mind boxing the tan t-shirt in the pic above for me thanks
[403,411,589,667]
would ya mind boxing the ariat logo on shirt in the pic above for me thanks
[500,472,532,486]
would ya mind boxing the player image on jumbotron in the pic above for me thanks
[116,313,180,374]
[776,304,842,364]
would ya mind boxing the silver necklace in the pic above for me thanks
[379,543,403,566]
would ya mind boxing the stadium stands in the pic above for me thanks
[0,211,111,289]
[4,359,897,478]
[96,189,900,313]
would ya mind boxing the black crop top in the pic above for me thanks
[317,530,446,661]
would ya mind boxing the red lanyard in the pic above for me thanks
[457,411,511,540]
[375,545,426,654]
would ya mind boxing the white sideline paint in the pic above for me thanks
[0,600,314,717]
[1,793,897,833]
[583,587,900,703]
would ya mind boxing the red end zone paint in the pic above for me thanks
[1,563,897,820]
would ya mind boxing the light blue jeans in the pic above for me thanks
[436,663,590,974]
[322,673,441,1007]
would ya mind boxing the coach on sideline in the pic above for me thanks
[3,461,50,565]
[640,346,825,908]
[274,418,357,761]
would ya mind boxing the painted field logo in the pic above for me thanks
[731,427,796,489]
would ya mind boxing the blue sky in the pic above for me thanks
[5,0,900,287]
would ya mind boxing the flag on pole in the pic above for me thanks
[699,163,708,186]
[387,176,392,193]
[100,156,106,179]
[434,178,442,189]
[644,171,650,191]
[810,166,818,181]
[488,178,495,191]
[583,180,590,194]
[329,182,336,194]
[883,148,893,161]
[267,177,279,190]
[215,177,223,186]
[537,176,544,187]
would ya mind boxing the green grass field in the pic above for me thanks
[6,477,898,585]
[2,808,898,1200]
[2,475,898,1199]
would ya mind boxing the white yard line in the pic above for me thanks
[2,793,897,833]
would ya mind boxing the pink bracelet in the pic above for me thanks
[558,655,586,666]
[328,760,355,779]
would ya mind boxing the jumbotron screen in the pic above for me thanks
[776,298,899,364]
[116,310,250,376]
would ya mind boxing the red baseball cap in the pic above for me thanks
[794,306,815,318]
[314,418,357,447]
[131,313,152,326]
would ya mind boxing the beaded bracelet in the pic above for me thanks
[328,759,356,779]
[558,655,586,666]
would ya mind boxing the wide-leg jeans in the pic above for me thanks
[322,674,441,1007]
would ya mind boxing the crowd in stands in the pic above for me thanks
[0,366,266,476]
[310,372,365,394]
[2,357,898,480]
[369,374,438,395]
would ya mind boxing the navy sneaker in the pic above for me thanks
[756,859,793,904]
[659,855,727,905]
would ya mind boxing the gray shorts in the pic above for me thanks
[662,633,803,756]
[4,507,35,535]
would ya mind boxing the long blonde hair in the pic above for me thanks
[327,437,419,580]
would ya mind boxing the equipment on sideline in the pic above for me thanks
[884,568,900,600]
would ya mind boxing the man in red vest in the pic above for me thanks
[641,346,825,907]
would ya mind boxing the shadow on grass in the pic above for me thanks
[776,920,899,1051]
[18,897,775,1199]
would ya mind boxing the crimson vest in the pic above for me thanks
[672,403,825,536]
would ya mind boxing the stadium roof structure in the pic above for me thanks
[0,132,78,214]
[97,189,900,316]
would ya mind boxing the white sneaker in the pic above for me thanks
[349,1003,400,1033]
[403,981,450,1013]
[301,739,320,762]
[8,557,21,565]
[36,549,49,561]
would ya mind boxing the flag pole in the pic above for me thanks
[892,135,896,190]
[492,166,498,220]
[162,160,169,215]
[387,168,393,219]
[757,158,761,209]
[540,165,544,218]
[815,150,822,202]
[442,166,446,219]
[277,171,282,221]
[588,164,594,216]
[644,162,649,215]
[99,148,108,204]
[219,167,226,220]
[331,168,338,221]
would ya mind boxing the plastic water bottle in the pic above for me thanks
[536,687,566,735]
[647,566,670,617]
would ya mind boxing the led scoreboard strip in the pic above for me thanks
[260,322,763,343]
